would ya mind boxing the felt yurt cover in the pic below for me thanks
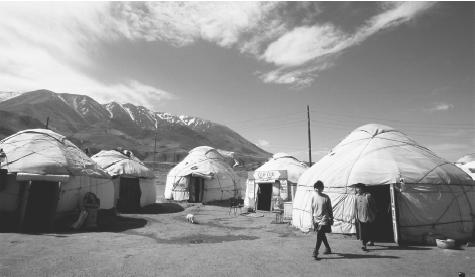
[91,149,156,207]
[292,124,475,243]
[165,146,239,202]
[254,153,308,184]
[91,150,154,178]
[244,153,308,207]
[0,129,114,211]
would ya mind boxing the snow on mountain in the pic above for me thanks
[0,90,271,163]
[58,93,110,123]
[0,91,24,102]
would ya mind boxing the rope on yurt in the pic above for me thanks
[458,181,475,238]
[444,180,466,232]
[409,161,470,231]
[0,137,97,176]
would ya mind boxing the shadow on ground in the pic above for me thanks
[320,252,400,260]
[123,230,259,244]
[137,203,184,214]
[374,245,432,251]
[0,212,148,235]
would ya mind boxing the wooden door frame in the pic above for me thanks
[390,183,400,245]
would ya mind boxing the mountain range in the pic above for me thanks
[0,90,271,166]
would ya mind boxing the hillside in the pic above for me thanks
[0,90,271,166]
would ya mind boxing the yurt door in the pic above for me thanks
[118,177,141,212]
[21,181,59,232]
[364,185,395,242]
[188,177,204,203]
[257,183,272,211]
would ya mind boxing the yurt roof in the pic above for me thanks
[168,146,235,179]
[188,146,224,160]
[299,123,473,188]
[91,149,154,178]
[255,152,308,183]
[0,129,109,178]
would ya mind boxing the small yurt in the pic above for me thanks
[91,149,156,212]
[456,154,475,180]
[244,153,308,211]
[164,146,239,203]
[292,124,475,244]
[0,129,114,232]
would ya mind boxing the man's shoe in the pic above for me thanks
[367,241,374,246]
[361,246,368,252]
[323,248,332,254]
[312,250,319,260]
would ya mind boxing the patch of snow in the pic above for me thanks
[122,104,136,121]
[0,91,23,102]
[56,94,70,107]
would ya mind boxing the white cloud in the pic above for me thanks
[0,2,173,109]
[260,2,435,87]
[262,24,345,67]
[259,61,334,88]
[257,139,270,147]
[425,102,455,112]
[111,2,278,48]
[0,2,437,94]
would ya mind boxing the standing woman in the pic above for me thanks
[311,180,333,260]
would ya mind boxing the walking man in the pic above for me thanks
[354,183,377,251]
[311,180,333,260]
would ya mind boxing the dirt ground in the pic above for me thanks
[1,183,474,277]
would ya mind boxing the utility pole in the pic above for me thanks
[307,105,312,166]
[45,117,50,129]
[153,128,158,165]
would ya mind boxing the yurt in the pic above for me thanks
[292,124,475,244]
[456,154,475,180]
[91,149,156,212]
[244,153,308,211]
[0,129,114,232]
[164,146,239,203]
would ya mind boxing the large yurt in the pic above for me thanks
[456,154,475,180]
[244,153,308,211]
[292,124,475,244]
[91,149,156,212]
[0,129,114,231]
[164,146,239,203]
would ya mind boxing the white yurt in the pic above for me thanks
[165,146,239,203]
[91,149,156,212]
[292,124,475,244]
[0,129,114,231]
[456,154,475,180]
[244,153,308,211]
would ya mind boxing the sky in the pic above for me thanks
[0,2,473,162]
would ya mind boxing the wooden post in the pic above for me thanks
[153,129,158,165]
[390,183,400,244]
[307,105,312,166]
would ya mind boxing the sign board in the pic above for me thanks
[253,170,287,182]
